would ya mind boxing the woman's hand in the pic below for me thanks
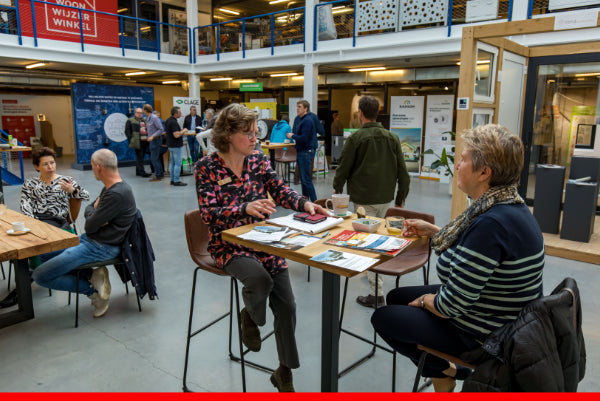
[58,178,75,194]
[403,219,441,238]
[409,293,448,318]
[246,198,277,219]
[304,202,329,216]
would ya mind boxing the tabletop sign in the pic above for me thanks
[239,82,263,92]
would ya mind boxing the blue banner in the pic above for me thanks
[71,83,154,165]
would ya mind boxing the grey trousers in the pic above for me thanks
[225,257,300,369]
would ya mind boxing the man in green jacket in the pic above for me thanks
[333,96,410,308]
[124,107,150,177]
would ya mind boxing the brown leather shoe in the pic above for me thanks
[240,308,261,352]
[270,367,295,392]
[356,294,385,308]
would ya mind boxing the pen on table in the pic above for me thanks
[288,231,303,238]
[318,230,330,238]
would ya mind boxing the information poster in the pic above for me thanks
[566,106,596,164]
[390,96,424,174]
[242,102,277,120]
[423,95,454,180]
[17,0,119,47]
[71,83,154,165]
[173,97,201,128]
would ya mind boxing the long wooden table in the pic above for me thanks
[222,215,426,392]
[0,207,79,329]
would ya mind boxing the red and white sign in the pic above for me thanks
[18,0,118,47]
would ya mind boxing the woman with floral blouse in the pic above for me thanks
[195,104,328,392]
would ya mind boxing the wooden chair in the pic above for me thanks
[182,209,274,392]
[413,345,476,392]
[338,207,435,391]
[274,147,296,184]
[67,197,82,234]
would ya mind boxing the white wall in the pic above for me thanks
[0,94,73,155]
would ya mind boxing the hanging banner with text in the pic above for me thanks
[423,95,455,180]
[390,96,424,175]
[71,83,154,165]
[17,0,119,47]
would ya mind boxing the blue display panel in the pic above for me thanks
[71,83,154,165]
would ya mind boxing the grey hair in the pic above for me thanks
[205,108,215,117]
[91,148,118,171]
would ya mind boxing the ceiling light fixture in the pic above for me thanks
[332,6,346,10]
[26,62,46,69]
[269,0,288,4]
[219,8,240,15]
[574,72,600,77]
[162,80,181,84]
[456,60,491,66]
[117,8,128,13]
[270,72,298,77]
[348,67,386,72]
[210,77,233,81]
[125,71,146,76]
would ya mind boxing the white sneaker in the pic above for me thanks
[89,266,111,301]
[88,292,110,318]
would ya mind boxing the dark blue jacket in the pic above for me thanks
[293,111,323,150]
[115,210,158,299]
[291,114,315,152]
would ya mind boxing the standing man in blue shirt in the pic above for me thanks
[183,105,202,162]
[287,100,317,201]
[143,104,164,182]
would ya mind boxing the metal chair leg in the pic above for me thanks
[233,279,247,393]
[413,351,427,392]
[1,262,5,280]
[75,271,80,328]
[183,267,200,392]
[7,260,12,290]
[307,266,311,282]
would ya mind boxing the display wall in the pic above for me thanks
[71,83,153,166]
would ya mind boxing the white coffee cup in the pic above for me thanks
[12,221,25,232]
[326,194,350,216]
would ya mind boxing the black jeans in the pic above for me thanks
[371,285,480,378]
[135,141,149,175]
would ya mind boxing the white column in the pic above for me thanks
[186,0,198,30]
[305,0,316,52]
[303,63,319,111]
[188,73,200,98]
[187,1,200,98]
[511,0,530,21]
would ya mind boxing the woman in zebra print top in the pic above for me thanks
[371,125,545,392]
[20,147,90,225]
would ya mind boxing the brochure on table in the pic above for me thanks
[237,225,321,251]
[267,213,344,234]
[327,230,412,256]
[310,249,378,273]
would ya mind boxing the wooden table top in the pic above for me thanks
[0,208,79,262]
[222,214,427,278]
[260,142,291,150]
[0,146,32,152]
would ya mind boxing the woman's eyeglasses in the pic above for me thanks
[242,130,258,140]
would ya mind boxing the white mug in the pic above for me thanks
[325,194,350,216]
[12,221,25,232]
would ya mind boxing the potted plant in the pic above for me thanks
[424,131,455,193]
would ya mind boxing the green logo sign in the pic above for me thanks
[176,99,183,104]
[240,82,263,92]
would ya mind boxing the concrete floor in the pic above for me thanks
[0,155,597,392]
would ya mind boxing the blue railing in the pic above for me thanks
[10,0,191,62]
[192,6,305,63]
[313,0,515,51]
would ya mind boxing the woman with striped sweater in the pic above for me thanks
[371,124,545,392]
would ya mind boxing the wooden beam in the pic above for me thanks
[473,18,557,39]
[451,27,476,219]
[529,41,600,58]
[479,37,528,57]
